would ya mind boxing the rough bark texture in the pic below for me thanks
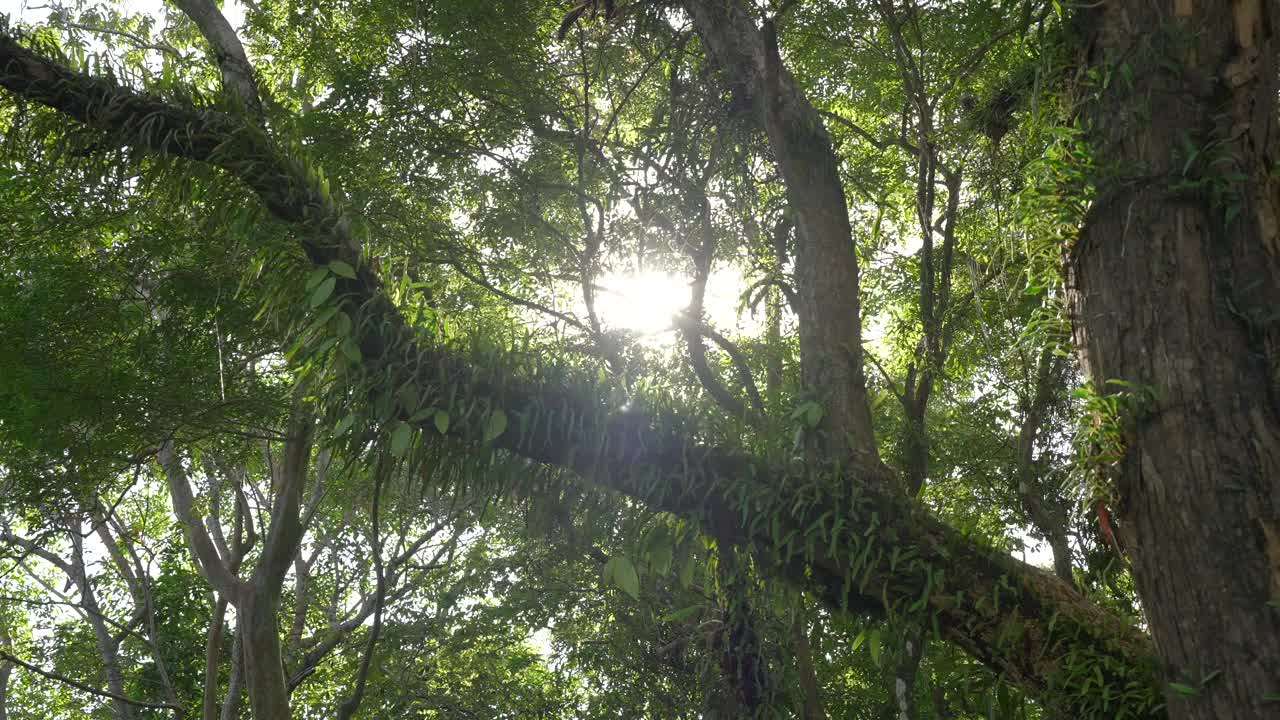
[0,31,1164,717]
[1069,1,1280,718]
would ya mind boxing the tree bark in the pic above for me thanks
[220,617,243,720]
[67,528,131,720]
[1015,348,1076,587]
[1069,2,1280,718]
[238,582,290,720]
[203,597,227,720]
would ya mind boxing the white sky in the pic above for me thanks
[0,0,245,31]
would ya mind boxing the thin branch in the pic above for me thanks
[55,21,185,59]
[0,650,182,714]
[335,458,389,720]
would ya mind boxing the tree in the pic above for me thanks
[0,0,1275,718]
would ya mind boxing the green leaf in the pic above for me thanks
[678,554,696,589]
[340,338,362,363]
[649,538,674,576]
[804,402,824,428]
[328,260,356,279]
[868,628,882,666]
[483,409,507,442]
[332,311,352,336]
[663,605,702,623]
[310,276,336,308]
[398,383,420,412]
[1168,682,1198,697]
[334,414,356,437]
[306,266,329,290]
[434,409,450,435]
[391,422,412,457]
[605,555,640,600]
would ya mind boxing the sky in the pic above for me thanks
[0,0,245,31]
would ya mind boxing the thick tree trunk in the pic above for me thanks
[1070,2,1280,718]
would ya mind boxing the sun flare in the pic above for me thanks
[594,270,690,336]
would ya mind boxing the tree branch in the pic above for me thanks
[171,0,262,118]
[0,650,182,714]
[158,440,243,597]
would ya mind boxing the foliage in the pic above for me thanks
[0,1,1172,718]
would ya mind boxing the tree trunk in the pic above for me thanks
[1070,3,1280,718]
[889,627,924,720]
[239,583,291,719]
[221,616,244,720]
[790,602,826,720]
[203,596,228,720]
[0,623,11,720]
[683,0,880,464]
[68,531,131,720]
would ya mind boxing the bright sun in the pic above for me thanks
[593,267,756,341]
[594,270,691,336]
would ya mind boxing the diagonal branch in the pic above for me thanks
[0,650,182,714]
[158,440,243,597]
[171,0,262,118]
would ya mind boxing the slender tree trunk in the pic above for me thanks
[790,603,826,720]
[203,596,228,720]
[1070,3,1280,717]
[239,583,290,719]
[221,617,243,720]
[68,531,131,720]
[1015,348,1076,587]
[888,626,924,720]
[683,0,880,464]
[0,623,11,720]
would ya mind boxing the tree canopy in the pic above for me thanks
[0,1,1276,719]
